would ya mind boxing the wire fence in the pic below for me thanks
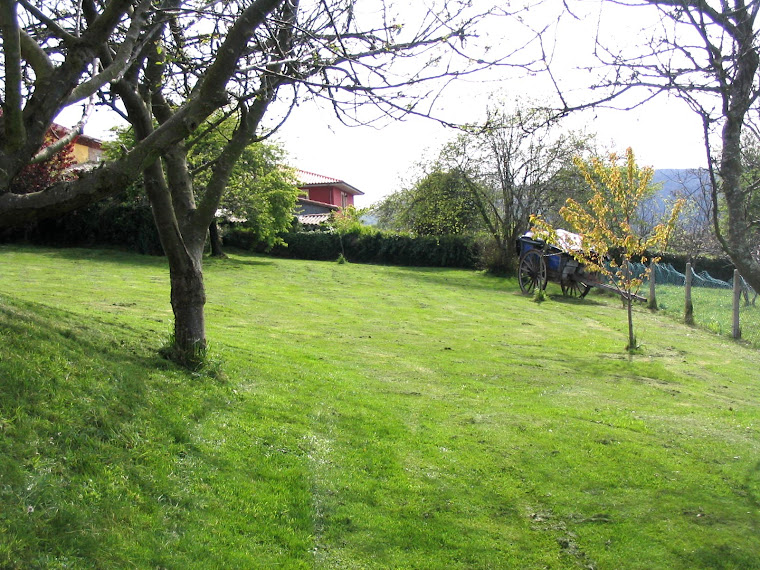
[625,261,760,347]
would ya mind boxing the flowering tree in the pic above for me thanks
[565,0,760,295]
[533,148,683,351]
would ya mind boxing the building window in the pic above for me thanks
[341,192,348,208]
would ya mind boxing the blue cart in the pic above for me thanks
[515,235,591,297]
[515,234,648,302]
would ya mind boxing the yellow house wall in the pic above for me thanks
[72,143,90,164]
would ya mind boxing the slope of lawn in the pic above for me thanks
[1,244,759,569]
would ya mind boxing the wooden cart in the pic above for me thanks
[515,234,646,302]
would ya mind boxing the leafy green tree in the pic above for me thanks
[373,189,411,232]
[107,119,300,258]
[374,169,481,236]
[739,135,760,254]
[533,148,683,351]
[187,117,300,257]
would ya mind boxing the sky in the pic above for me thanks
[271,92,708,207]
[68,0,711,208]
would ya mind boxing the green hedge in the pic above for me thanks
[225,227,480,268]
[0,200,163,255]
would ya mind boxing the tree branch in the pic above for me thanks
[30,97,95,164]
[19,29,53,82]
[65,0,156,105]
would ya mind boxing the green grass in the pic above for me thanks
[654,283,760,347]
[1,244,759,569]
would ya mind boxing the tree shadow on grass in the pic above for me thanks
[2,243,275,271]
[0,295,165,366]
[3,244,169,268]
[0,294,230,565]
[205,250,275,268]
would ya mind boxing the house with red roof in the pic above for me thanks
[295,170,363,226]
[49,123,104,168]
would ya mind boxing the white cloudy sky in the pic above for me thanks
[71,0,710,207]
[272,93,707,207]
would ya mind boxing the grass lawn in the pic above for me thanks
[1,244,759,569]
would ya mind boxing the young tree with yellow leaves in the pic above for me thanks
[533,148,683,351]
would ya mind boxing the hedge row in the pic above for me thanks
[0,201,163,255]
[6,202,733,279]
[3,204,478,269]
[226,227,480,269]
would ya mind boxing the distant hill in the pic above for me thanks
[652,168,707,196]
[646,168,710,218]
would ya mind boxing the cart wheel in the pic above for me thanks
[561,279,591,298]
[518,250,547,294]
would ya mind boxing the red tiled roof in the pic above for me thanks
[295,169,364,196]
[296,170,341,185]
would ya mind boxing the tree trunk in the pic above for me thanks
[624,259,636,351]
[626,294,635,351]
[168,255,207,365]
[209,221,226,258]
[709,10,760,294]
[140,157,209,367]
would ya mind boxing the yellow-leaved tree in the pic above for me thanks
[533,148,684,351]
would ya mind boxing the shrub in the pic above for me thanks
[225,226,479,268]
[0,199,163,255]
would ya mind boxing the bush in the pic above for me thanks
[271,231,342,261]
[0,199,163,255]
[225,226,480,268]
[476,236,514,274]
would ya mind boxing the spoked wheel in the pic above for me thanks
[518,250,547,294]
[561,279,591,298]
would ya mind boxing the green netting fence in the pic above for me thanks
[620,261,759,347]
[627,261,755,292]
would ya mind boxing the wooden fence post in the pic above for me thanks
[684,262,694,325]
[647,260,657,310]
[733,269,742,339]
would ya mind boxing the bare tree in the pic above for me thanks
[439,103,592,270]
[0,0,537,364]
[561,0,760,291]
[660,168,723,261]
